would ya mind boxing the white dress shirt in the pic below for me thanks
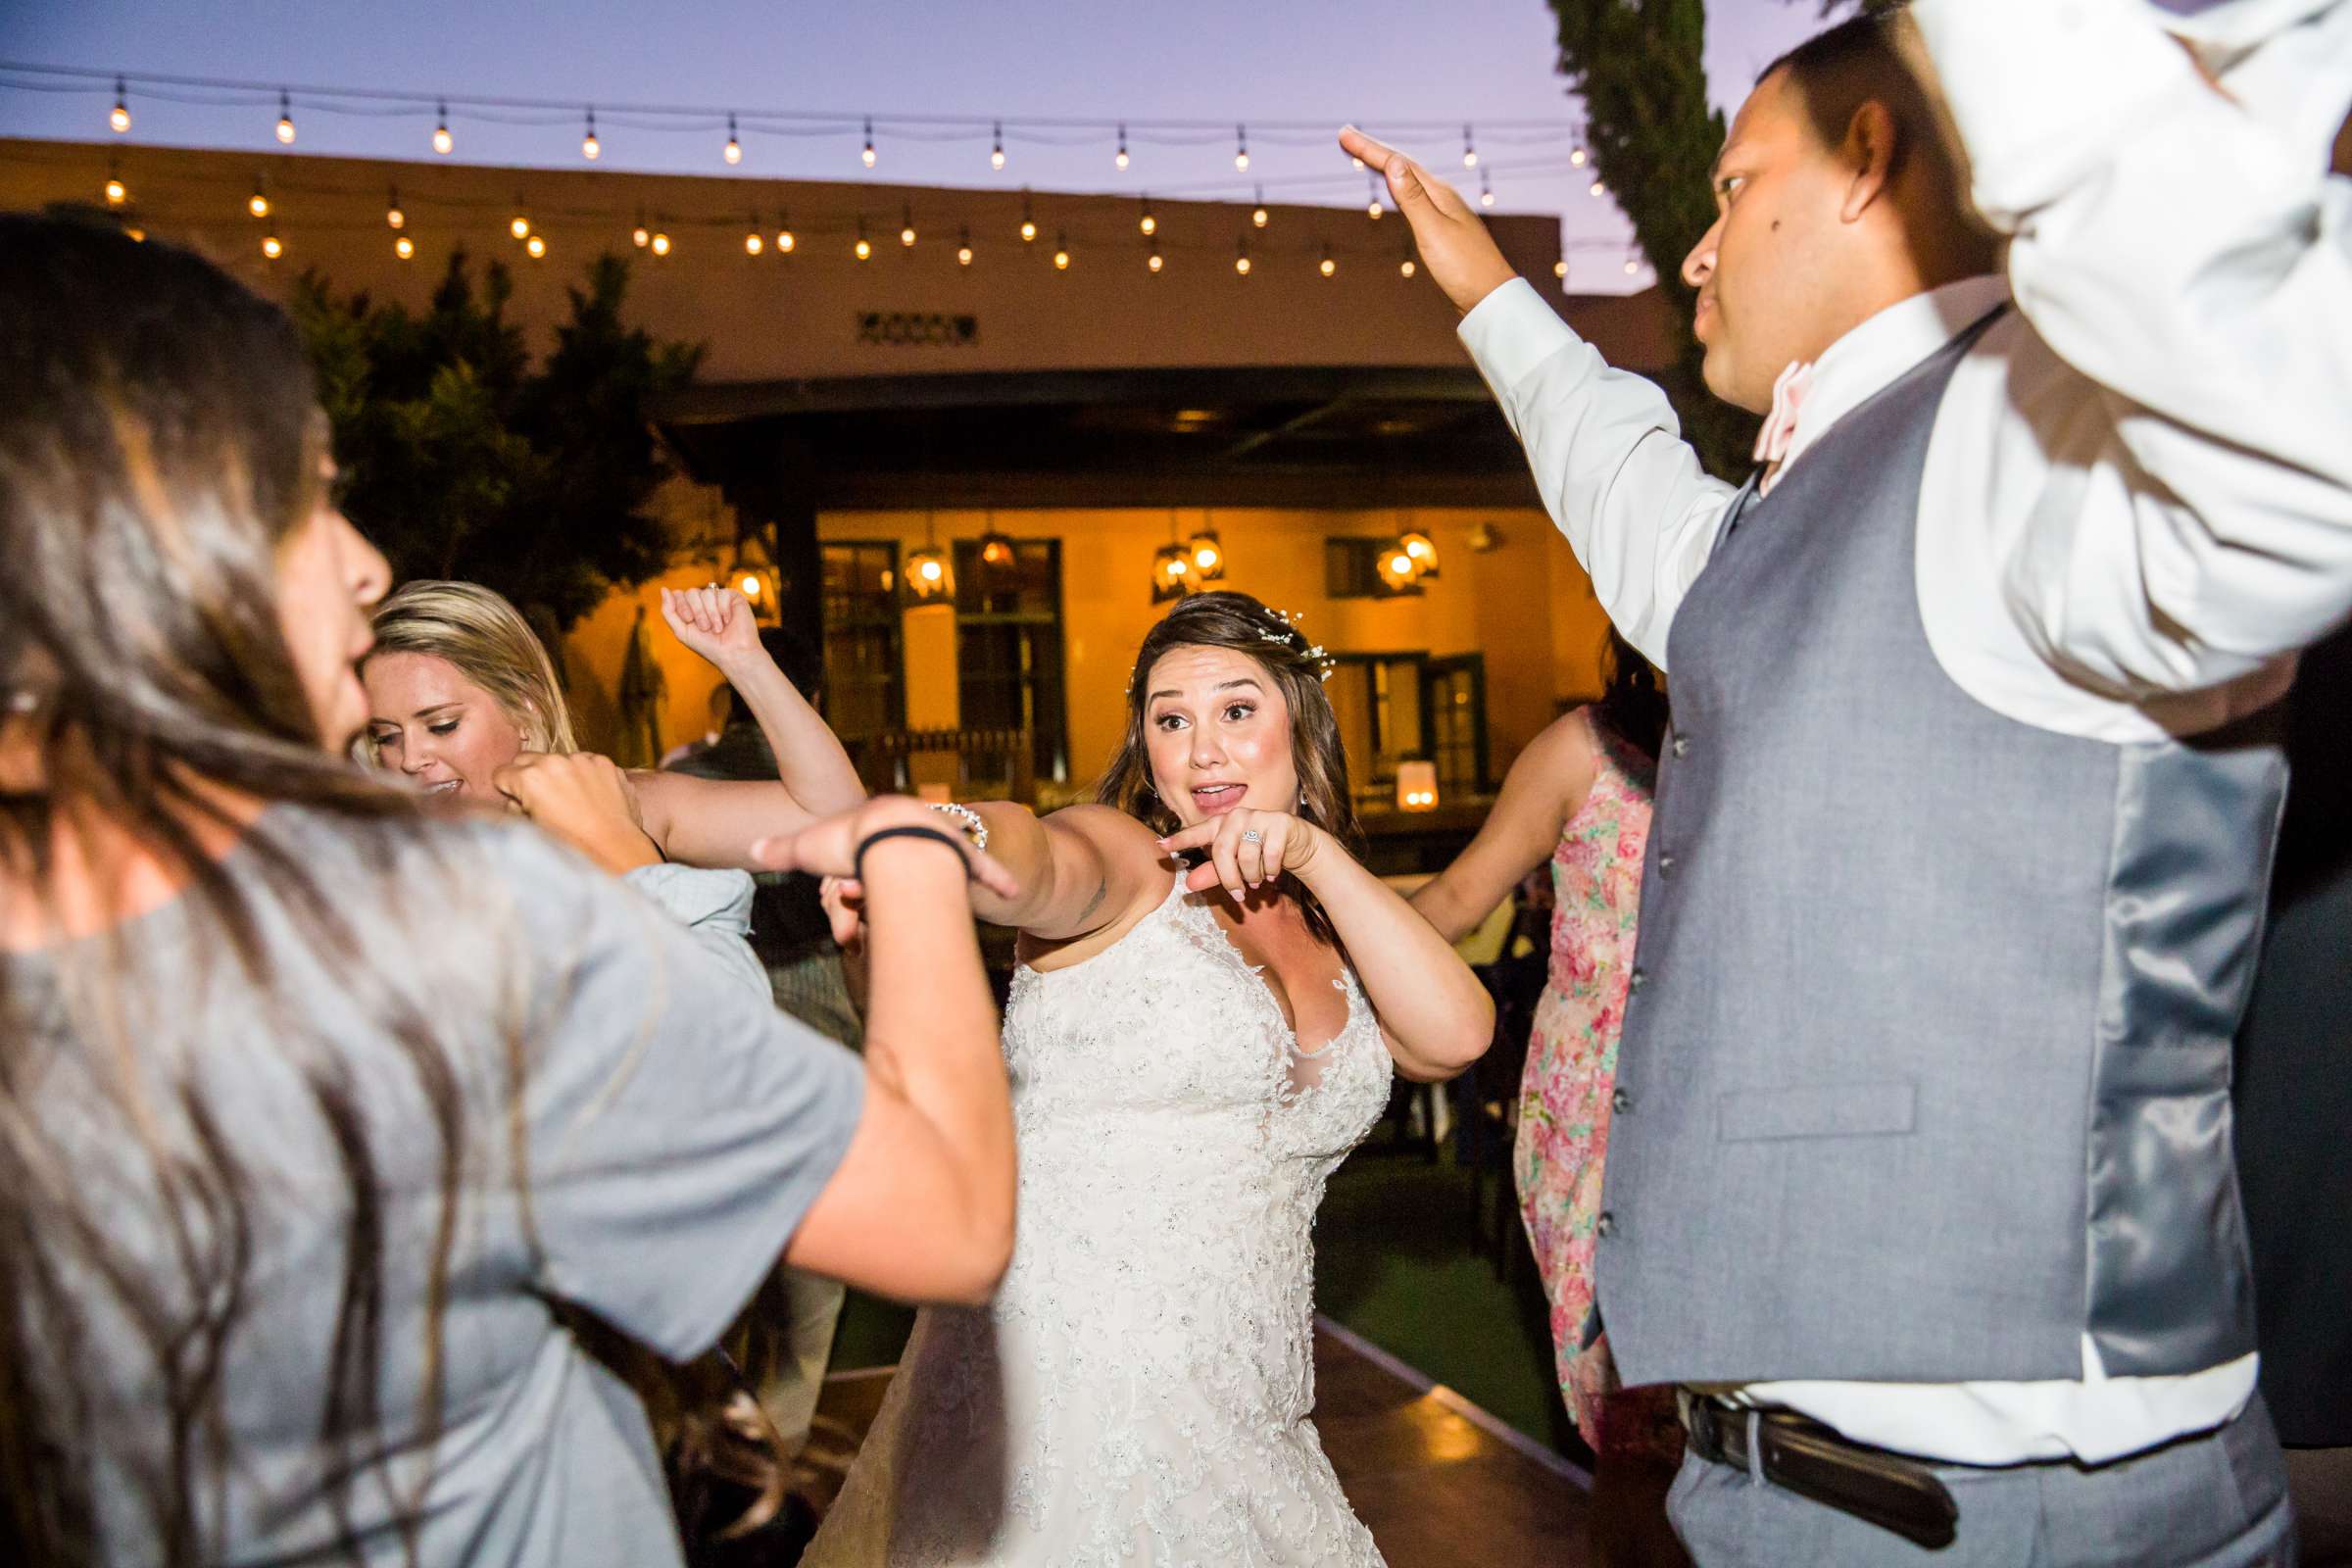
[1457,0,2352,1465]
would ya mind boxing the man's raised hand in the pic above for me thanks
[1339,125,1520,317]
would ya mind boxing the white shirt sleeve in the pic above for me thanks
[1456,279,1738,670]
[1915,0,2352,699]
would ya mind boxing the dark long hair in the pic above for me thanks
[1098,592,1363,944]
[1592,628,1669,760]
[0,216,503,1564]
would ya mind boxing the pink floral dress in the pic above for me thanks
[1513,709,1681,1459]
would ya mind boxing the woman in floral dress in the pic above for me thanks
[1413,632,1685,1566]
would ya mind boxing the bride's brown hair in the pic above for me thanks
[1098,591,1362,943]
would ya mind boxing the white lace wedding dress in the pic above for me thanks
[804,875,1394,1566]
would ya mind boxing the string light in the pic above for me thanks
[957,224,973,267]
[1019,189,1037,243]
[432,102,453,155]
[724,113,742,165]
[651,230,671,256]
[509,210,530,240]
[386,186,404,228]
[1234,124,1250,172]
[1251,186,1268,228]
[274,90,295,144]
[1590,178,1606,198]
[124,226,145,242]
[632,209,649,247]
[1479,169,1494,209]
[581,109,599,161]
[901,202,917,247]
[110,77,129,134]
[103,162,126,206]
[1462,124,1478,169]
[744,218,762,255]
[1571,142,1588,168]
[526,233,547,259]
[1400,254,1416,279]
[854,217,871,261]
[1553,257,1568,281]
[1235,234,1250,276]
[1053,229,1070,270]
[1148,244,1163,273]
[395,234,415,260]
[991,122,1005,171]
[1139,198,1156,237]
[776,212,795,253]
[261,233,282,260]
[1319,244,1336,278]
[1114,123,1129,171]
[247,180,270,219]
[860,117,876,168]
[1623,248,1640,276]
[1367,172,1384,221]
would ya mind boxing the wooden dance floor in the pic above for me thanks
[806,1317,1592,1564]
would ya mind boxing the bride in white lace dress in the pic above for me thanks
[803,592,1494,1566]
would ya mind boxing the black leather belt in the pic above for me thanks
[1680,1392,1959,1550]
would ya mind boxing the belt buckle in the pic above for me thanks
[1677,1389,1725,1465]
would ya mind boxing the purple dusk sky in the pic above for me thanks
[1,0,1825,292]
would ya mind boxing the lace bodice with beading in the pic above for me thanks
[805,876,1393,1566]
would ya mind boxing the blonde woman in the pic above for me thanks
[364,578,864,870]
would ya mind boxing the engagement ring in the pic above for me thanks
[1242,829,1263,844]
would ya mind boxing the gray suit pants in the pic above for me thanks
[1667,1396,2294,1566]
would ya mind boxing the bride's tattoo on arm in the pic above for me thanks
[1076,873,1110,925]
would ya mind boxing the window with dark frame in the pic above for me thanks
[954,538,1071,785]
[1326,650,1489,805]
[819,541,906,751]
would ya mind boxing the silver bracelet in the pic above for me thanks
[928,801,989,855]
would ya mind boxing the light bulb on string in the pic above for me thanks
[1553,257,1568,283]
[510,210,530,241]
[110,78,130,134]
[395,235,415,261]
[248,180,270,220]
[1623,248,1641,276]
[1367,172,1384,221]
[432,103,453,155]
[1148,244,1163,273]
[1319,244,1336,278]
[1590,178,1606,199]
[1139,198,1155,237]
[1251,186,1268,228]
[1019,189,1037,243]
[744,218,763,255]
[1233,124,1249,172]
[1235,235,1251,276]
[386,187,404,228]
[1571,142,1588,168]
[854,217,871,261]
[526,233,547,260]
[1114,122,1129,170]
[651,231,671,256]
[581,110,599,161]
[991,122,1005,171]
[1479,169,1494,209]
[901,203,916,247]
[1053,229,1070,270]
[777,212,795,253]
[1462,124,1478,169]
[632,209,650,248]
[104,163,126,206]
[1400,254,1417,279]
[861,117,876,168]
[957,224,973,267]
[274,91,295,144]
[724,113,742,165]
[261,233,282,261]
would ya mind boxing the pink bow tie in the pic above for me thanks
[1753,361,1814,496]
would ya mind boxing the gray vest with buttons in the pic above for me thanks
[1593,312,2286,1388]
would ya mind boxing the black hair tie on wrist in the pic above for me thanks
[854,823,975,884]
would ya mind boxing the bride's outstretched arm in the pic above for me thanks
[1162,810,1494,1083]
[959,802,1171,942]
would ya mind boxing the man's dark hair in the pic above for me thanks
[1760,4,1935,169]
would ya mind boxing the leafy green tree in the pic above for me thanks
[292,252,703,631]
[1544,0,1757,478]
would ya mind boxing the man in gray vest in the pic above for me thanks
[1349,0,2352,1560]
